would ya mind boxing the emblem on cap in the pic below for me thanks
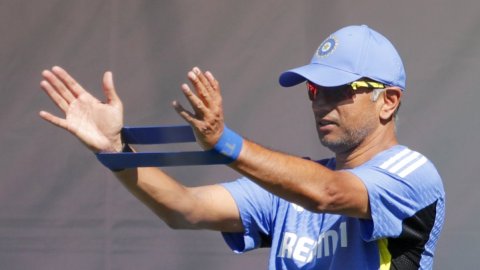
[317,36,338,57]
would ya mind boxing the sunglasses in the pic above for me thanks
[306,80,386,102]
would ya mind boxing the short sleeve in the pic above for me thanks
[348,158,443,241]
[220,177,276,253]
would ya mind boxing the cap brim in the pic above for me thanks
[279,63,362,87]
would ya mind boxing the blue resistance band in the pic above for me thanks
[96,125,240,170]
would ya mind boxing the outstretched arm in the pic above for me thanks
[174,67,370,219]
[39,67,243,232]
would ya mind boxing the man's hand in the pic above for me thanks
[39,66,124,153]
[172,67,225,150]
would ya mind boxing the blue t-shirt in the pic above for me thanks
[221,145,445,270]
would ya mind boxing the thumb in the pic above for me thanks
[102,71,121,105]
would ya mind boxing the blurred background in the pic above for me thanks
[1,0,479,269]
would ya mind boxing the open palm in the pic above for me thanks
[39,66,124,153]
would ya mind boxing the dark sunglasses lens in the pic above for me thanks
[306,82,355,103]
[324,87,353,103]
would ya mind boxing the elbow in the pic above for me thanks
[304,183,345,214]
[296,170,369,218]
[314,194,345,214]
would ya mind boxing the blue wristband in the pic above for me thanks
[213,126,243,163]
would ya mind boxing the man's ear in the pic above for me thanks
[379,87,402,121]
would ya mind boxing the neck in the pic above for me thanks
[334,126,398,170]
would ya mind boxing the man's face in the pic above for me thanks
[308,82,380,154]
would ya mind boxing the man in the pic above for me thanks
[39,25,445,269]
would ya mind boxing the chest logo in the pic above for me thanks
[277,222,348,263]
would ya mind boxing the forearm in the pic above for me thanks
[113,167,201,229]
[111,166,243,231]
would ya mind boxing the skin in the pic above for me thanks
[39,66,402,233]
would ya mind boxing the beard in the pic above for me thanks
[318,118,377,154]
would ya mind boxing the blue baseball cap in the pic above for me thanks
[279,25,406,90]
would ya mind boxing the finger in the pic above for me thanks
[51,66,86,97]
[181,83,210,116]
[39,110,69,130]
[204,70,222,106]
[42,69,76,105]
[172,100,200,126]
[40,80,69,112]
[189,67,214,106]
[205,71,220,93]
[102,71,121,106]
